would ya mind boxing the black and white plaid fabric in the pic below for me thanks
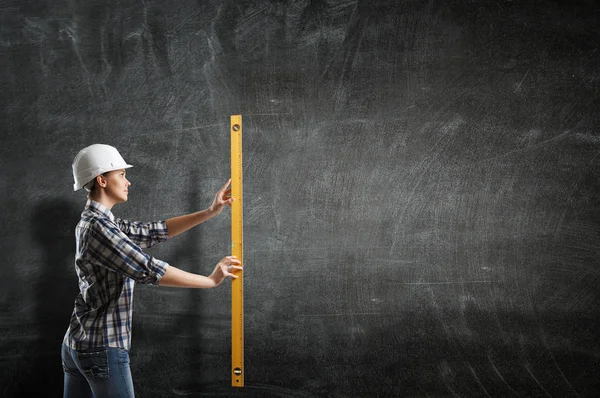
[64,200,169,350]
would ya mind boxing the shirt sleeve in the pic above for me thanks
[113,218,169,248]
[86,219,169,285]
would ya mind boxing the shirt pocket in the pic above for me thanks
[77,349,110,381]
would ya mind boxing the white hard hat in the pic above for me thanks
[72,144,133,191]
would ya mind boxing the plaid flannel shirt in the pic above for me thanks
[63,200,170,350]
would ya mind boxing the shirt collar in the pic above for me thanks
[86,199,116,222]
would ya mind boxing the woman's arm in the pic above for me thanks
[165,179,234,238]
[159,256,241,288]
[165,209,216,239]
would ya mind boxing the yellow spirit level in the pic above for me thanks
[230,115,244,387]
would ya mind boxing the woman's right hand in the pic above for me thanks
[209,256,242,286]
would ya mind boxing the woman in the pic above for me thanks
[62,144,242,397]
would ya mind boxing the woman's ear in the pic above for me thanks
[96,174,107,188]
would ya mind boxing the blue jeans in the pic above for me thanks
[61,343,135,398]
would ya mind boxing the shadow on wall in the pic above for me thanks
[19,199,80,397]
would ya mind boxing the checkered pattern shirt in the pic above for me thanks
[63,200,170,350]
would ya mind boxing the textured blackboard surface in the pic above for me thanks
[1,1,600,397]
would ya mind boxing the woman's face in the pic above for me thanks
[102,169,131,204]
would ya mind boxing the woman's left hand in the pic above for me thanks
[208,179,235,215]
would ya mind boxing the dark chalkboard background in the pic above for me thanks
[1,1,599,397]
